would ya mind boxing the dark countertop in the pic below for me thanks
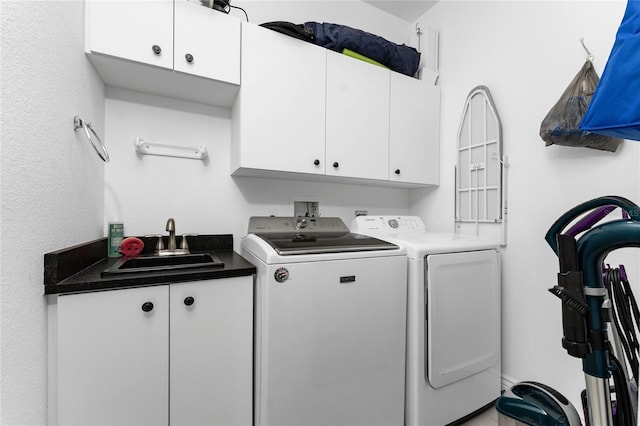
[44,235,256,295]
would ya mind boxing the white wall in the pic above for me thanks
[5,0,638,423]
[103,89,411,250]
[411,0,639,413]
[0,1,105,424]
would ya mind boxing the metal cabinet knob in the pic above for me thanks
[184,296,195,306]
[141,302,154,312]
[185,53,194,63]
[152,45,162,55]
[333,162,339,168]
[314,159,320,166]
[395,169,401,175]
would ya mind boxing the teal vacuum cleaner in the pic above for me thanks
[497,196,639,425]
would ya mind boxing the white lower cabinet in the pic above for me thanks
[169,278,252,426]
[54,277,252,426]
[57,286,169,426]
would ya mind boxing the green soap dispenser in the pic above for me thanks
[108,222,124,257]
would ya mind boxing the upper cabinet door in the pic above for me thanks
[389,74,440,185]
[174,0,240,84]
[85,0,173,69]
[325,52,390,180]
[232,23,326,175]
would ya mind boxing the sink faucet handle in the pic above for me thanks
[166,218,177,251]
[144,234,165,253]
[180,233,198,252]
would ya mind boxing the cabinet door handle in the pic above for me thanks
[152,45,162,55]
[184,296,195,306]
[141,302,154,312]
[185,53,194,63]
[314,159,320,166]
[333,162,339,168]
[395,169,401,175]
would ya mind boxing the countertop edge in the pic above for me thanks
[44,235,256,295]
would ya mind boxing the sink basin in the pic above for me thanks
[101,253,224,277]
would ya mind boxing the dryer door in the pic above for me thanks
[425,249,500,388]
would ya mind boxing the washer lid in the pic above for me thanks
[351,215,499,257]
[248,216,398,255]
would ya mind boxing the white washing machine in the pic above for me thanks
[352,215,501,426]
[242,216,408,426]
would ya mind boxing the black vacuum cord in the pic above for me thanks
[605,267,640,383]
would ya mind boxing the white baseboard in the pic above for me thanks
[501,374,519,392]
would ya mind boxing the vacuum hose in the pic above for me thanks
[546,196,640,426]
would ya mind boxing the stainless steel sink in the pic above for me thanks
[101,253,224,277]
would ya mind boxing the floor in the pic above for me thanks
[457,406,500,426]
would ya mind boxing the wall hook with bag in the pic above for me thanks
[539,60,621,152]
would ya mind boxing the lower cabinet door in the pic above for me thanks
[169,277,253,426]
[57,286,169,426]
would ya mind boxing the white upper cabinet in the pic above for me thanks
[389,73,440,185]
[84,4,439,187]
[231,22,440,187]
[85,0,241,107]
[173,0,240,84]
[231,23,327,176]
[86,0,174,69]
[325,51,390,181]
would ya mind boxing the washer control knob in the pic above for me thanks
[274,267,289,283]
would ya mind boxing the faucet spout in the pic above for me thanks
[166,218,176,251]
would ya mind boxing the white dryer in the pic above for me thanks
[351,215,501,426]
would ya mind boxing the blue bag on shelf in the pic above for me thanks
[580,0,640,141]
[304,21,420,77]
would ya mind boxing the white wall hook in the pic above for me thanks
[580,37,594,62]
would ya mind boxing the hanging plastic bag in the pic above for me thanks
[580,1,640,141]
[539,60,621,152]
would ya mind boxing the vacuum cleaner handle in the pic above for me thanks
[545,195,640,255]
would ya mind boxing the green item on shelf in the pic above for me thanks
[342,48,389,69]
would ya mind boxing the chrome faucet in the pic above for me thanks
[166,218,177,251]
[148,218,191,256]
